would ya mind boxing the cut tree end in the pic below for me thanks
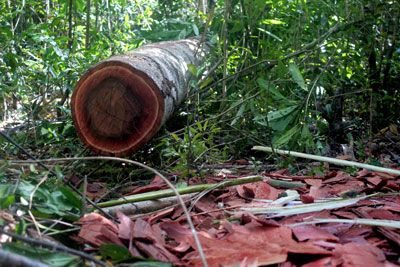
[71,61,164,156]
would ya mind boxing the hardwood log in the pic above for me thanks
[71,38,207,156]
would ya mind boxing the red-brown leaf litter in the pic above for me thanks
[78,167,400,266]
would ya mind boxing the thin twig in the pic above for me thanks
[253,146,400,176]
[28,210,42,237]
[29,174,48,210]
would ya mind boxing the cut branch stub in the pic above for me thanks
[71,38,207,156]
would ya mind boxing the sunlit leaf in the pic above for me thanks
[257,28,282,42]
[187,64,197,76]
[289,63,307,91]
[0,195,15,209]
[261,19,285,25]
[192,23,199,36]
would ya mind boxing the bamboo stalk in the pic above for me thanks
[253,146,400,176]
[267,178,305,189]
[97,176,263,208]
[97,175,307,208]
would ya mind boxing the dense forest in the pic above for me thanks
[0,0,400,266]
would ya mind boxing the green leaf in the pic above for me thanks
[267,106,298,121]
[0,184,12,196]
[0,195,15,209]
[267,105,299,131]
[175,181,188,188]
[187,64,197,76]
[231,103,245,126]
[59,186,82,210]
[100,244,132,262]
[199,77,213,89]
[300,125,314,147]
[261,19,285,25]
[257,78,290,102]
[273,125,301,147]
[29,164,38,174]
[54,165,64,180]
[192,23,199,36]
[289,63,307,91]
[40,127,48,135]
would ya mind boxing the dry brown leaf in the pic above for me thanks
[292,225,339,242]
[77,213,124,247]
[333,243,386,267]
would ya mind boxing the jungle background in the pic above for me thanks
[0,0,400,266]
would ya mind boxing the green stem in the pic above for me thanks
[253,146,400,176]
[267,179,305,189]
[98,175,263,208]
[97,175,306,208]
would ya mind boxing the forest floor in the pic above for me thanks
[74,161,400,266]
[1,128,400,266]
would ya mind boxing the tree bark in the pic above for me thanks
[71,38,208,156]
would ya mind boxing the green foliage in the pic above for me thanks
[1,0,398,168]
[100,243,133,262]
[159,119,226,175]
[3,242,80,267]
[0,174,82,220]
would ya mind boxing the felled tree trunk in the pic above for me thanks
[71,38,207,156]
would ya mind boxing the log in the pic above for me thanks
[71,38,207,156]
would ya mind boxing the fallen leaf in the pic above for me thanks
[116,211,133,240]
[302,256,334,267]
[183,232,287,267]
[236,182,280,200]
[180,223,329,267]
[333,243,386,267]
[148,207,175,224]
[133,218,155,241]
[86,182,108,200]
[304,179,322,187]
[292,225,338,242]
[77,213,124,247]
[127,175,167,195]
[135,241,179,264]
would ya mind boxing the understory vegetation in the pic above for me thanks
[0,0,399,266]
[1,0,399,168]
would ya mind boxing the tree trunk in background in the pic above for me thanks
[85,0,91,50]
[71,38,208,156]
[67,0,73,49]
